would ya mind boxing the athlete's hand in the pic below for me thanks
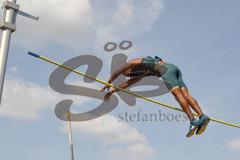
[100,85,110,92]
[104,92,112,102]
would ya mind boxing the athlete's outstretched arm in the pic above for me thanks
[103,76,143,102]
[100,63,132,92]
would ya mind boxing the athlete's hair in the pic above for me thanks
[154,56,163,61]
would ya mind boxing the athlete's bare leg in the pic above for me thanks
[181,87,203,117]
[171,87,194,120]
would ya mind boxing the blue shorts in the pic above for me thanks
[159,63,187,90]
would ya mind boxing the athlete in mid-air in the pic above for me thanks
[100,56,210,137]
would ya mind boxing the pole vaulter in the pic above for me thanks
[28,51,240,134]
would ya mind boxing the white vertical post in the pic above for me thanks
[0,0,17,103]
[67,112,75,160]
[0,0,38,104]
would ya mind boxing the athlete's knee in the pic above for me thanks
[184,94,191,101]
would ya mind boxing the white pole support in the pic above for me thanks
[0,0,38,104]
[67,112,75,160]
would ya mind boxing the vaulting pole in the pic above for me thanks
[28,51,240,129]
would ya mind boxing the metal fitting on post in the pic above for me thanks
[0,1,19,32]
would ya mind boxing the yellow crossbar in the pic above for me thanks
[28,52,240,129]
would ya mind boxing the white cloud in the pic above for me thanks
[14,0,94,49]
[61,115,155,160]
[70,114,146,144]
[0,78,61,119]
[2,0,164,50]
[94,0,164,43]
[0,74,101,120]
[107,143,155,160]
[227,138,240,152]
[1,75,156,159]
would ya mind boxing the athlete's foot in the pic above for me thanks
[196,114,210,135]
[186,119,199,138]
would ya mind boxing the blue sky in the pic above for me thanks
[0,0,240,160]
